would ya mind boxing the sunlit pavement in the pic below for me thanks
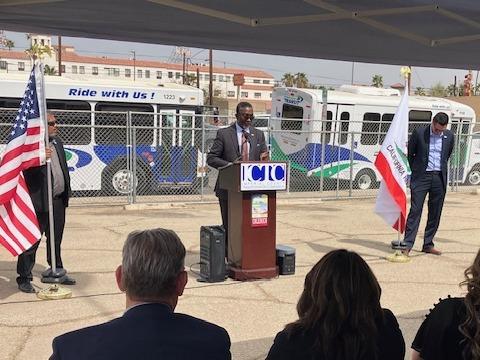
[0,191,479,360]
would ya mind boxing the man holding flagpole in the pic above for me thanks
[402,112,454,256]
[17,111,75,292]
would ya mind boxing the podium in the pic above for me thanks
[218,161,287,280]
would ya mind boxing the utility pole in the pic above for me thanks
[351,61,354,85]
[58,35,62,76]
[182,52,186,84]
[209,49,213,106]
[131,50,136,81]
[196,67,200,88]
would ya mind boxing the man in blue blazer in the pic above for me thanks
[403,112,455,256]
[207,102,268,256]
[50,228,231,360]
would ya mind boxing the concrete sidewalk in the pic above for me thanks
[0,192,479,360]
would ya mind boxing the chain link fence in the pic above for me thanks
[0,109,478,206]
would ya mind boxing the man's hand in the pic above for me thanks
[45,147,52,159]
[260,151,269,161]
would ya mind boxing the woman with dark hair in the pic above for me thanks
[411,249,480,360]
[266,249,405,360]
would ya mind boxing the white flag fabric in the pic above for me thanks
[374,89,411,232]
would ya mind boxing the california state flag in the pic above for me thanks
[374,88,411,232]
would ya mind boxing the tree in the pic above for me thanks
[430,83,446,97]
[294,72,309,88]
[4,39,14,51]
[474,83,480,96]
[414,87,426,96]
[371,74,383,88]
[446,83,459,96]
[44,65,57,76]
[281,73,295,87]
[25,43,52,60]
[183,73,197,86]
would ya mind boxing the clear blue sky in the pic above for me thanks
[3,31,474,89]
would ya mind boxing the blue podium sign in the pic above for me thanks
[240,162,287,191]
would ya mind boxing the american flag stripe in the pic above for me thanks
[0,64,44,256]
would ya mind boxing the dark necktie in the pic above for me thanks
[242,130,249,161]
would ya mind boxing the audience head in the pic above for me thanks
[288,249,383,358]
[460,249,480,359]
[116,228,187,309]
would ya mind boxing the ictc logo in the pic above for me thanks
[242,164,286,182]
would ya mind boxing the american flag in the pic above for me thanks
[0,65,45,256]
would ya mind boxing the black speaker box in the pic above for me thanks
[276,244,295,275]
[200,225,226,282]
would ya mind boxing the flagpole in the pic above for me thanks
[35,60,71,300]
[36,61,67,285]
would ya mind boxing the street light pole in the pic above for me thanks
[58,35,62,76]
[131,50,136,81]
[209,49,213,106]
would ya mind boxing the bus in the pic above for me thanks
[270,85,480,190]
[0,74,210,196]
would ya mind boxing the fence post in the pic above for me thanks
[319,88,328,193]
[201,113,206,200]
[349,132,354,197]
[132,116,137,204]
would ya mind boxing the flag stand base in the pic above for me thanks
[37,284,72,300]
[386,250,410,263]
[41,268,67,284]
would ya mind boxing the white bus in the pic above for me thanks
[271,85,480,190]
[0,74,209,195]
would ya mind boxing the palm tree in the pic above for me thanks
[281,73,295,87]
[371,74,383,88]
[430,82,446,97]
[25,43,52,60]
[44,65,57,76]
[294,72,309,88]
[4,39,14,51]
[414,87,426,96]
[183,73,197,86]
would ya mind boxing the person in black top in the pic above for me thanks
[266,249,405,360]
[412,249,480,360]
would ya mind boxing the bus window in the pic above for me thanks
[409,110,431,134]
[379,113,394,144]
[339,112,350,145]
[0,97,21,144]
[252,116,268,128]
[361,112,380,145]
[323,111,333,144]
[47,99,91,145]
[281,104,303,132]
[94,102,154,144]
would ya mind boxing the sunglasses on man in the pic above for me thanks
[237,113,255,120]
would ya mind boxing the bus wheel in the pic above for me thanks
[102,161,148,195]
[354,169,376,190]
[466,166,480,186]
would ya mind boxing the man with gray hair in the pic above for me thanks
[49,228,231,360]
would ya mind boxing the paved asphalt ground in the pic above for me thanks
[0,191,479,360]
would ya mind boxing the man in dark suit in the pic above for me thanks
[207,102,268,255]
[16,112,75,293]
[50,228,232,360]
[402,112,455,256]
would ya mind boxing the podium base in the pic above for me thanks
[228,266,278,281]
